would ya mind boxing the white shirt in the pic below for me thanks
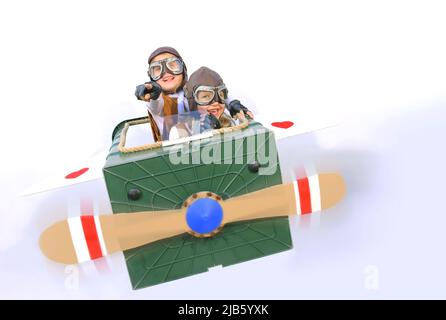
[146,91,185,136]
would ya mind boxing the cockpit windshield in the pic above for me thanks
[121,110,242,152]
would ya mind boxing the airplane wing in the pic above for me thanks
[21,114,339,196]
[254,114,340,141]
[20,149,108,197]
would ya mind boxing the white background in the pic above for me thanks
[0,0,445,299]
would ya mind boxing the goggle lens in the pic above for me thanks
[149,65,162,80]
[196,90,215,105]
[166,59,182,73]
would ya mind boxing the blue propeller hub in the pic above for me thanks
[186,198,223,235]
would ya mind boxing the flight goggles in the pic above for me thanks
[148,57,184,81]
[193,84,228,106]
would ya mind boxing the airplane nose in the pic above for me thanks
[186,198,223,235]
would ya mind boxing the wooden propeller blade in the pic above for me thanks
[39,173,345,264]
[39,210,187,265]
[222,172,345,223]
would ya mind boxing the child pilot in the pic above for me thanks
[134,46,187,142]
[184,67,236,130]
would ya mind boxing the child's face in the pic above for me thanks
[151,53,184,93]
[198,101,225,119]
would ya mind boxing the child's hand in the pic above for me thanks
[200,113,222,131]
[135,82,162,101]
[228,100,254,119]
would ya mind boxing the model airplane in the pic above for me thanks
[28,112,345,289]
